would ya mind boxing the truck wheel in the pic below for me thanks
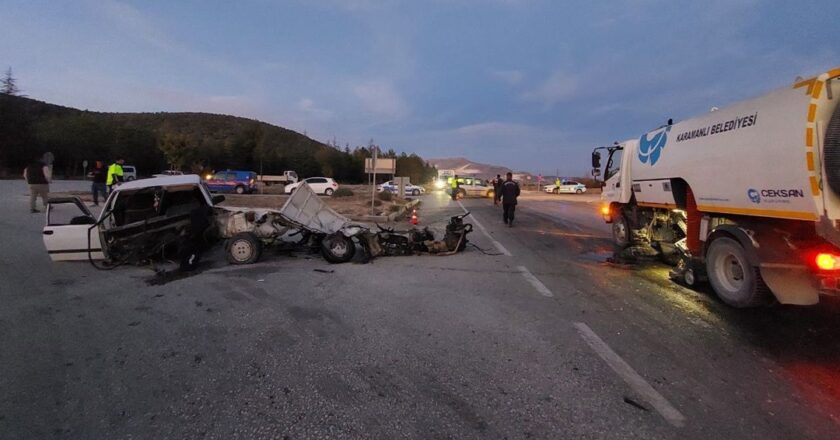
[325,188,334,196]
[226,232,262,264]
[706,237,771,307]
[321,233,355,263]
[235,185,246,195]
[612,214,630,248]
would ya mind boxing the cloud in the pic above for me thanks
[97,0,174,51]
[520,71,578,107]
[296,98,334,121]
[352,81,409,119]
[490,69,524,85]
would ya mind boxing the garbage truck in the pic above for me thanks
[591,66,840,307]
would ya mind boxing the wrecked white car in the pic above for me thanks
[43,175,473,270]
[217,183,474,264]
[43,175,222,270]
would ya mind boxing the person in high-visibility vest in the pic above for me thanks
[450,175,460,201]
[107,159,125,193]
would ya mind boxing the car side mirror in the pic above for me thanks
[212,195,225,205]
[591,151,601,169]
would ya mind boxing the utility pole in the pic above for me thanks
[370,142,378,214]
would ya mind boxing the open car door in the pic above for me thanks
[42,196,104,261]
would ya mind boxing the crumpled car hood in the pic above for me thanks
[214,183,354,238]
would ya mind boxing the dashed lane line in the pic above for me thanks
[457,201,512,256]
[574,322,687,428]
[517,266,554,297]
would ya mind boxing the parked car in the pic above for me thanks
[284,177,339,196]
[544,180,587,194]
[377,180,426,196]
[122,165,137,181]
[205,170,257,194]
[448,177,494,198]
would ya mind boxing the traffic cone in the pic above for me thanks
[410,209,418,225]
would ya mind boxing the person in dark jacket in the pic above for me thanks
[499,172,520,226]
[492,174,502,206]
[23,159,51,213]
[89,160,107,206]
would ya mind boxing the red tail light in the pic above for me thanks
[816,253,840,271]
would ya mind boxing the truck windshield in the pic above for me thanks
[605,148,623,181]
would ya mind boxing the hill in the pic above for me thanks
[0,94,432,183]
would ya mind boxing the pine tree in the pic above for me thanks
[1,67,21,96]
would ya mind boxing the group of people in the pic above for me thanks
[23,157,126,213]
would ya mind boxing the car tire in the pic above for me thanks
[234,185,246,195]
[706,237,771,308]
[457,189,467,200]
[226,232,262,265]
[325,188,334,196]
[412,189,420,196]
[127,176,136,181]
[612,213,631,248]
[320,233,355,263]
[553,188,559,194]
[575,189,583,194]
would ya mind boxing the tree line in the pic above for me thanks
[0,94,437,184]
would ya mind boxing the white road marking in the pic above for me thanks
[573,322,687,428]
[457,201,512,256]
[517,266,554,297]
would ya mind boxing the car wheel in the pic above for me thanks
[226,232,262,264]
[412,189,420,196]
[706,237,771,308]
[320,233,355,263]
[553,188,559,194]
[612,213,630,248]
[127,176,136,181]
[235,185,246,195]
[575,189,583,194]
[325,188,334,196]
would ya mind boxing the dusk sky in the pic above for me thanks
[2,0,838,175]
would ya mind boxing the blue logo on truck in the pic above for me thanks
[747,188,761,204]
[638,125,671,166]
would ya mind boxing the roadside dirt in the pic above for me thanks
[54,184,413,218]
[222,185,413,218]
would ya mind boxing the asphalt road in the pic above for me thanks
[2,181,840,439]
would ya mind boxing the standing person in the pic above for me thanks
[89,160,107,206]
[554,177,562,194]
[107,158,125,194]
[492,174,502,206]
[23,159,51,213]
[450,175,460,201]
[499,172,520,227]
